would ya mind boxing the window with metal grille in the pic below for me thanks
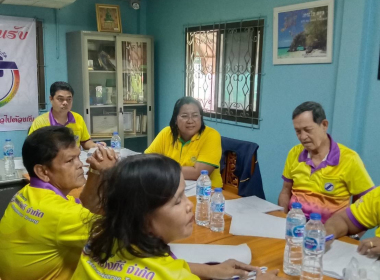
[36,20,46,110]
[185,19,264,127]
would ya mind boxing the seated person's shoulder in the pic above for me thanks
[337,142,358,158]
[203,126,220,137]
[288,143,304,156]
[70,111,85,122]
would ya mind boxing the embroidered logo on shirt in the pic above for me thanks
[355,197,364,208]
[324,182,334,192]
[74,135,79,142]
[191,156,197,163]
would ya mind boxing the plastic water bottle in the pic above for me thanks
[283,202,306,276]
[110,132,121,157]
[195,170,211,227]
[3,139,15,179]
[301,213,326,280]
[210,188,225,232]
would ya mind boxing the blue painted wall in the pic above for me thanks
[1,0,379,209]
[0,0,145,156]
[146,0,380,206]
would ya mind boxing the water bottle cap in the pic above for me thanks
[214,188,222,193]
[113,132,118,135]
[310,213,321,220]
[291,202,302,209]
[200,170,208,175]
[5,139,11,141]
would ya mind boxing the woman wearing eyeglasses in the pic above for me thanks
[145,96,223,187]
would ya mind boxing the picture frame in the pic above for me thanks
[92,115,117,134]
[123,109,136,134]
[95,4,122,33]
[273,0,334,65]
[135,115,141,133]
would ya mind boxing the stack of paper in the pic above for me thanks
[225,196,284,217]
[169,243,251,264]
[229,209,286,239]
[323,240,378,279]
[185,180,197,197]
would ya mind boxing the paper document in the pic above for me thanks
[185,180,196,190]
[323,240,378,279]
[229,210,286,239]
[169,243,251,264]
[14,159,25,170]
[120,148,140,158]
[185,180,197,197]
[225,196,284,217]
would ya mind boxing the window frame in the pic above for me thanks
[185,19,264,126]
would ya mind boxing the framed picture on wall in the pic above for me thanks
[96,4,122,33]
[273,0,334,65]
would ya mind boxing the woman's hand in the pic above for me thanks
[87,145,117,172]
[207,259,258,279]
[357,237,380,257]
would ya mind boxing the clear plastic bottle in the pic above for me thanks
[301,213,326,280]
[195,170,212,227]
[283,202,306,276]
[3,139,15,179]
[210,188,225,232]
[110,132,121,157]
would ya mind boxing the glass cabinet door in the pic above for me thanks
[116,36,153,152]
[85,36,118,142]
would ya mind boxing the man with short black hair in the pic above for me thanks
[29,81,102,149]
[278,101,374,223]
[0,126,116,279]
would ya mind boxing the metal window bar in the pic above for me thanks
[185,18,264,128]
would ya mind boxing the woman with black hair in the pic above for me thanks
[71,154,284,280]
[145,96,223,187]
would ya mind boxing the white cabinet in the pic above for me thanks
[66,31,154,152]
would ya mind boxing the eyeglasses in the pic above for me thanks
[56,97,73,103]
[178,114,201,122]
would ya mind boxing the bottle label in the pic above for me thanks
[197,186,211,197]
[292,225,304,237]
[304,236,325,251]
[4,149,14,157]
[211,202,225,213]
[286,218,304,237]
[111,141,121,149]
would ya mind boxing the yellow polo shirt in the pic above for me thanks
[282,135,374,223]
[72,247,200,280]
[0,178,93,280]
[347,186,380,237]
[29,109,91,147]
[145,126,223,187]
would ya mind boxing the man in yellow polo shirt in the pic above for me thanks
[29,81,100,149]
[0,126,116,280]
[325,186,380,256]
[278,101,374,223]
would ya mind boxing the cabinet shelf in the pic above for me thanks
[91,134,147,141]
[123,103,147,107]
[89,70,115,73]
[90,105,116,108]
